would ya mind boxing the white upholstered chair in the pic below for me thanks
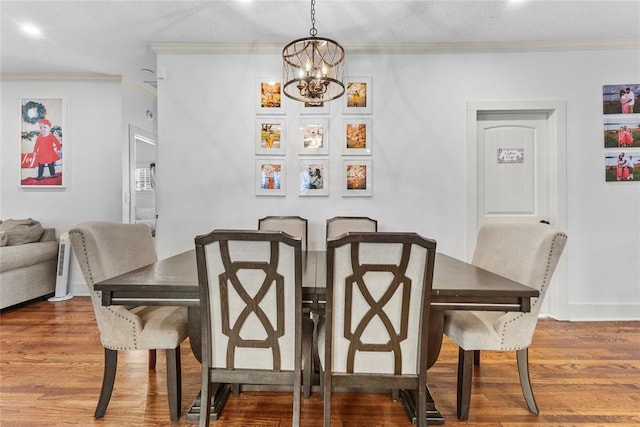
[258,216,308,253]
[443,221,567,420]
[319,232,437,427]
[325,216,378,239]
[68,221,188,421]
[257,215,314,397]
[195,229,304,427]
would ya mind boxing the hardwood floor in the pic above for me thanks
[1,297,639,426]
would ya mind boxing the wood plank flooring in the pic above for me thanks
[1,297,639,426]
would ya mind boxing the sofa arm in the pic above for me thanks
[40,228,56,242]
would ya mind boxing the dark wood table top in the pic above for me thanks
[96,250,538,312]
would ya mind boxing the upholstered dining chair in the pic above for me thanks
[68,221,188,421]
[258,216,308,253]
[325,216,378,239]
[257,215,314,397]
[194,229,304,427]
[443,221,568,420]
[318,232,437,427]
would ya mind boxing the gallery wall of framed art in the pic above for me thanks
[254,76,374,198]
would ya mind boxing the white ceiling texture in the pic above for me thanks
[2,0,639,91]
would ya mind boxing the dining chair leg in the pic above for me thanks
[165,347,182,421]
[517,348,539,414]
[323,379,331,427]
[199,371,212,427]
[473,349,481,366]
[456,348,473,421]
[95,348,117,418]
[148,349,157,370]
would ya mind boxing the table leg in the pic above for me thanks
[185,383,232,421]
[187,307,201,362]
[399,385,445,425]
[428,309,445,369]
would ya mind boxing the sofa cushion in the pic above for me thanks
[0,241,59,273]
[0,231,7,247]
[0,219,44,246]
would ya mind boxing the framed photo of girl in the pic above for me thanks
[256,78,286,115]
[342,159,372,197]
[298,118,329,155]
[343,76,372,114]
[342,117,372,155]
[299,159,329,196]
[256,118,286,155]
[20,98,66,188]
[256,159,286,196]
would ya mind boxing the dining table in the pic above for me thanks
[95,249,538,424]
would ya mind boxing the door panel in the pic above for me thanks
[477,112,549,228]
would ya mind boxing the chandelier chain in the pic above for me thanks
[309,0,317,37]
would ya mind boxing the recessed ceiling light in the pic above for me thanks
[21,23,43,38]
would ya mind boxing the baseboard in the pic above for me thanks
[543,303,640,321]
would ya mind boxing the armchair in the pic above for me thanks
[443,221,567,420]
[68,221,187,420]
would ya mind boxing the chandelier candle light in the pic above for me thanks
[282,0,345,104]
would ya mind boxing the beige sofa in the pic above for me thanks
[0,219,58,310]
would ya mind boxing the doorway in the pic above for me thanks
[127,125,157,236]
[466,100,567,317]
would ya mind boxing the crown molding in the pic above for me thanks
[150,39,640,55]
[0,74,122,81]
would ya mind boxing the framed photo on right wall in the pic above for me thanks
[342,159,372,196]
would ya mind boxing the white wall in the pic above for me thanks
[156,48,640,321]
[0,77,156,295]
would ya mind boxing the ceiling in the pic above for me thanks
[2,0,639,92]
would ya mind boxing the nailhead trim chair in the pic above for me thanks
[68,221,188,421]
[443,221,567,420]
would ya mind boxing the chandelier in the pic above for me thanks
[282,0,345,105]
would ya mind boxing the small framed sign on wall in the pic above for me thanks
[20,98,66,188]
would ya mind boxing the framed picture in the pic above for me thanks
[298,118,329,155]
[299,159,329,196]
[343,76,372,114]
[342,117,372,155]
[602,84,639,115]
[256,78,286,114]
[300,100,330,115]
[342,159,372,196]
[256,118,286,155]
[605,152,639,182]
[604,116,640,148]
[256,159,286,196]
[20,98,66,188]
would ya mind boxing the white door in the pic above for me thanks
[466,100,568,317]
[476,111,549,228]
